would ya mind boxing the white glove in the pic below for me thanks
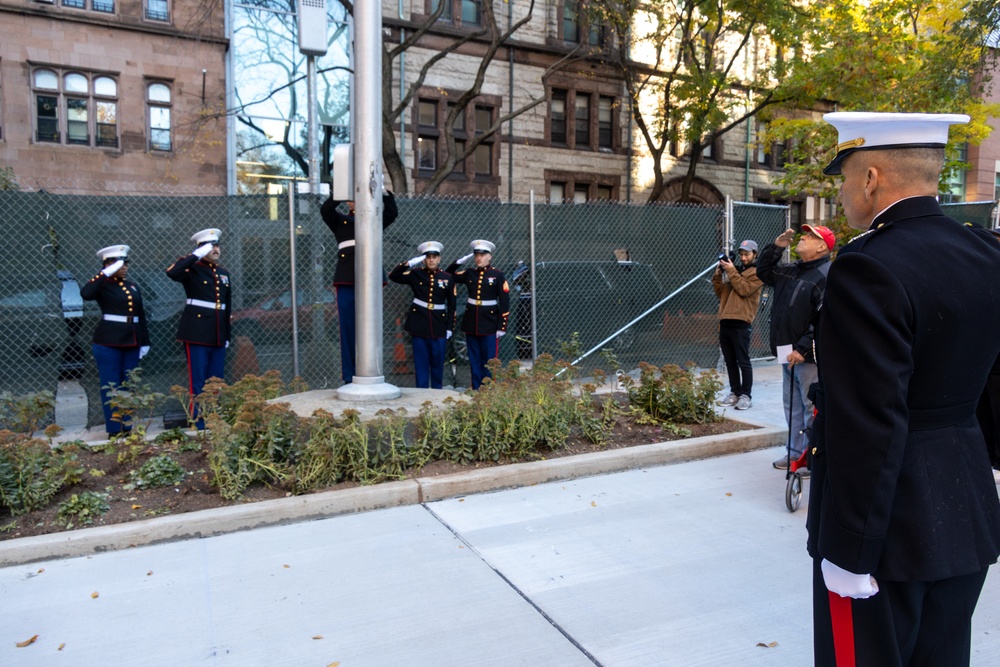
[821,559,879,599]
[446,330,452,340]
[225,340,230,349]
[407,255,425,268]
[496,330,506,338]
[139,346,150,359]
[458,253,474,265]
[193,243,213,259]
[102,260,124,277]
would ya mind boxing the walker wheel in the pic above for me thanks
[785,473,803,512]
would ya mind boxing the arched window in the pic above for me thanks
[147,82,172,151]
[31,68,118,148]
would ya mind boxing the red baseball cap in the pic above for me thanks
[802,224,836,251]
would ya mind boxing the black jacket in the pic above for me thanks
[446,262,510,336]
[321,193,398,285]
[388,264,456,339]
[807,197,1000,581]
[79,273,150,347]
[756,244,830,361]
[165,255,232,347]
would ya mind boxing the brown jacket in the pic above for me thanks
[712,264,763,324]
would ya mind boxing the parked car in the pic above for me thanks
[0,270,94,393]
[231,287,338,346]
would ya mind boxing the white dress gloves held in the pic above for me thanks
[446,330,452,340]
[407,255,425,268]
[102,260,124,277]
[139,346,150,359]
[821,559,879,599]
[496,330,505,338]
[194,243,214,259]
[458,253,474,265]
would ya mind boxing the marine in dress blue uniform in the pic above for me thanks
[446,240,510,390]
[388,241,456,389]
[80,244,150,435]
[321,190,398,385]
[807,113,1000,667]
[166,229,232,427]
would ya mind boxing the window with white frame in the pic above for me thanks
[145,0,169,21]
[32,68,118,148]
[994,172,1000,202]
[147,82,172,151]
[941,143,967,203]
[61,0,115,12]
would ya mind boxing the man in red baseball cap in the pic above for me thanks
[757,223,836,470]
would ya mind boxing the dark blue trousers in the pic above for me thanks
[336,285,356,385]
[186,342,227,429]
[92,343,140,434]
[412,336,446,389]
[466,333,498,390]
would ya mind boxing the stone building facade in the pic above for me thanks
[0,0,228,193]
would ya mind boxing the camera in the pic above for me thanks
[717,250,737,263]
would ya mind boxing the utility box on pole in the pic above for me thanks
[297,0,329,56]
[332,144,354,201]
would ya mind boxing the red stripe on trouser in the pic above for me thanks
[185,343,195,414]
[828,591,856,667]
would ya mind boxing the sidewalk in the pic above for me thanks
[3,361,999,666]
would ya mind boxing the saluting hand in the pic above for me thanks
[775,229,796,248]
[101,260,125,277]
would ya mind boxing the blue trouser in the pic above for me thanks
[186,342,227,429]
[336,286,356,385]
[92,344,140,434]
[412,336,446,389]
[466,333,498,390]
[783,361,817,457]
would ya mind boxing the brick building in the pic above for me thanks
[0,0,228,193]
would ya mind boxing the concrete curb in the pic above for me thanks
[0,424,786,567]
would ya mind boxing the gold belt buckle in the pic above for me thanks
[476,299,482,306]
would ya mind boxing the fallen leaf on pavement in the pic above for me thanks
[91,591,99,599]
[132,504,142,510]
[147,571,153,576]
[37,568,44,574]
[725,492,733,497]
[283,564,290,568]
[16,635,39,648]
[591,501,597,507]
[312,635,323,640]
[756,641,778,648]
[58,643,65,651]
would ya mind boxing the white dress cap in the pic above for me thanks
[417,241,444,255]
[190,228,222,244]
[97,244,130,261]
[822,112,970,175]
[470,239,496,254]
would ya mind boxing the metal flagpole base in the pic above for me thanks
[337,375,401,401]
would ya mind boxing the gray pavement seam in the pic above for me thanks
[421,502,605,667]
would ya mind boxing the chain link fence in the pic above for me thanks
[0,183,787,429]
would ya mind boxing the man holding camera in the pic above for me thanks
[712,240,763,410]
[757,224,835,469]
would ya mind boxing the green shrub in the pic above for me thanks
[0,431,84,514]
[128,455,186,490]
[628,363,723,425]
[56,492,110,527]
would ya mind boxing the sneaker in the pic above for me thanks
[735,395,752,410]
[773,457,791,470]
[718,392,739,407]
